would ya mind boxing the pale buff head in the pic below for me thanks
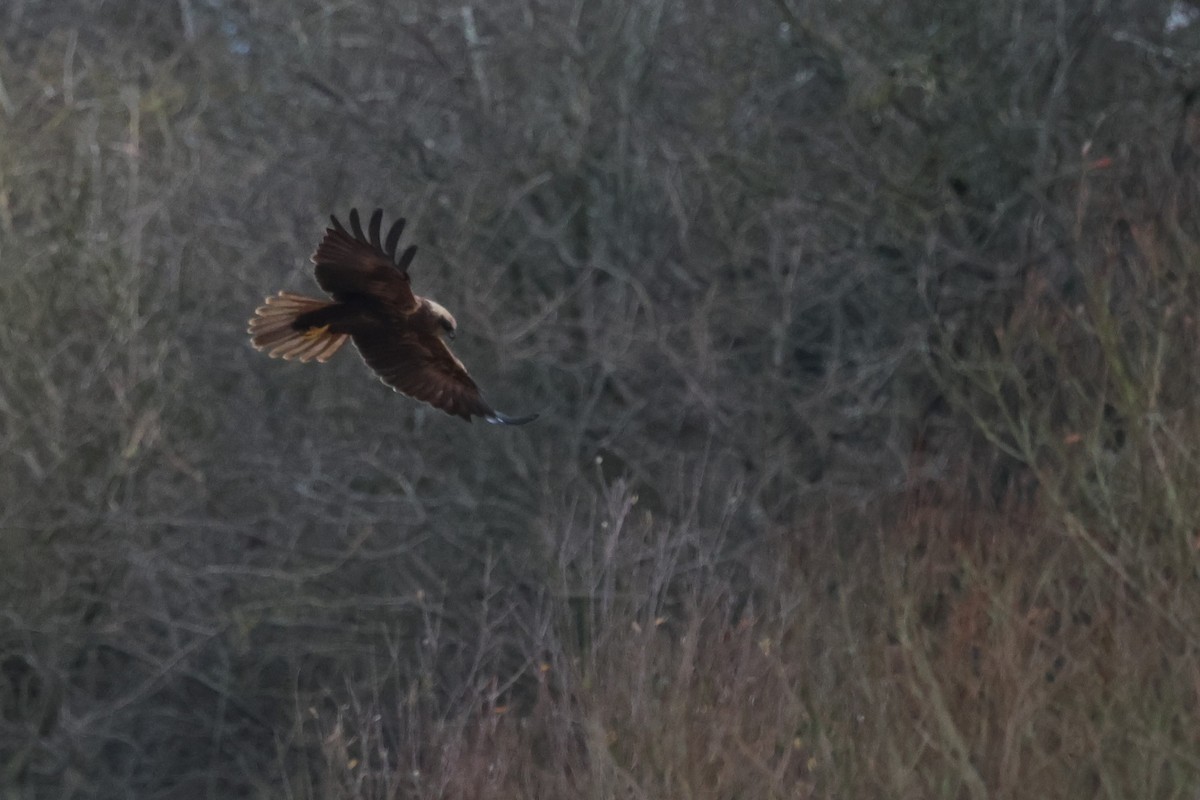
[422,298,458,339]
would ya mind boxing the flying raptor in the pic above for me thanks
[248,208,537,425]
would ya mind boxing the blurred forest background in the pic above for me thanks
[3,0,1200,797]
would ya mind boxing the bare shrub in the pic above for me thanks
[3,0,1199,797]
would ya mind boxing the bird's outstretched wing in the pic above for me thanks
[311,208,420,313]
[351,327,538,425]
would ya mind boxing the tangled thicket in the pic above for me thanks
[3,1,1200,797]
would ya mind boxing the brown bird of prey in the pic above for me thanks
[248,208,537,425]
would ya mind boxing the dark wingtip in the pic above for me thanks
[384,216,406,259]
[329,209,410,263]
[368,208,383,248]
[349,208,366,242]
[484,411,539,426]
[396,243,418,272]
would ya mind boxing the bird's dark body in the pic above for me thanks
[292,297,395,335]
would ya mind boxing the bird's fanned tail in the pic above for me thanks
[247,292,349,362]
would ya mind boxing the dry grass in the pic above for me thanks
[274,473,1200,799]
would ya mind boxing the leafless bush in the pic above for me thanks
[2,0,1199,797]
